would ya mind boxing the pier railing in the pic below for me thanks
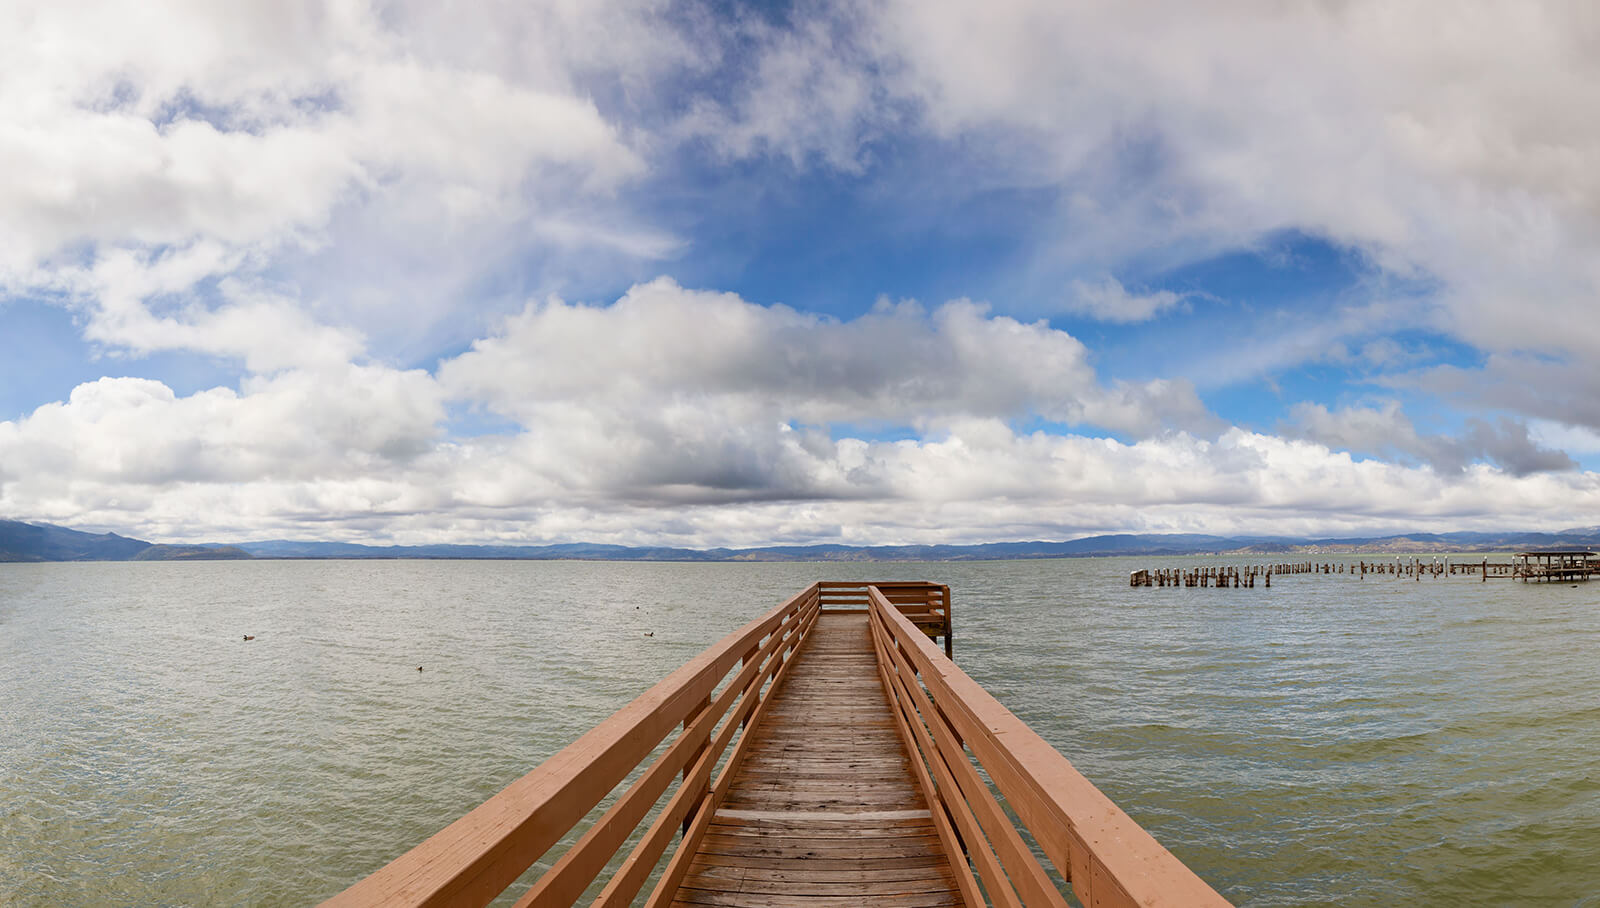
[818,579,953,655]
[322,583,819,908]
[326,582,1229,907]
[867,586,1230,907]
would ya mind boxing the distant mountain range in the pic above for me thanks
[6,518,1600,564]
[0,520,251,562]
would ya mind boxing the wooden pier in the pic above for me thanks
[324,582,1228,908]
[1511,550,1599,582]
[674,609,960,906]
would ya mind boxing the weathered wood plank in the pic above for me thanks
[702,827,942,843]
[691,852,951,870]
[668,612,967,907]
[694,838,949,859]
[684,862,958,885]
[673,888,965,908]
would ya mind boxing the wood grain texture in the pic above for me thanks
[669,612,967,908]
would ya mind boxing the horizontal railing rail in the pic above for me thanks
[820,579,952,656]
[322,583,821,908]
[867,585,1231,908]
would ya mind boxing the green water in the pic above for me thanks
[2,558,1597,906]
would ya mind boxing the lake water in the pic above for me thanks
[2,558,1598,906]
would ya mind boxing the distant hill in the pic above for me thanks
[5,518,1600,564]
[0,520,248,562]
[230,530,1600,561]
[0,520,153,561]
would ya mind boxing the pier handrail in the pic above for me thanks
[817,579,953,655]
[322,583,821,908]
[866,585,1231,907]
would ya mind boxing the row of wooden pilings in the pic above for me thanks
[1130,566,1273,588]
[1360,558,1505,580]
[1130,558,1516,587]
[1128,561,1338,588]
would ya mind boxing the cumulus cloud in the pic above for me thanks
[439,277,1215,432]
[13,0,1595,375]
[0,366,449,537]
[11,270,1587,547]
[0,1,645,263]
[7,378,1600,545]
[5,1,1600,547]
[2,368,442,486]
[0,0,659,369]
[699,1,1600,369]
[80,250,364,372]
[429,278,1220,506]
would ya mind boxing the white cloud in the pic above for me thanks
[694,1,1600,367]
[17,276,1592,546]
[430,278,1221,509]
[1064,277,1185,323]
[0,367,442,488]
[6,1,1600,547]
[1287,400,1576,475]
[16,0,1596,377]
[437,277,1214,438]
[7,378,1600,546]
[0,110,357,270]
[675,6,893,171]
[0,0,646,261]
[21,243,365,373]
[343,59,644,204]
[0,0,661,368]
[0,272,1211,540]
[1391,352,1600,437]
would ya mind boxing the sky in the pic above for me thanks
[4,0,1600,547]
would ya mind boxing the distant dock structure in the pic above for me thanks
[1131,551,1600,587]
[1512,550,1598,582]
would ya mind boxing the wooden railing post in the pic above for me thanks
[681,694,711,835]
[941,583,952,658]
[738,651,751,729]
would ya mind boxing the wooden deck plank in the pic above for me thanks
[673,889,965,908]
[694,839,949,860]
[668,612,968,907]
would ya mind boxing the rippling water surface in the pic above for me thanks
[2,558,1598,906]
